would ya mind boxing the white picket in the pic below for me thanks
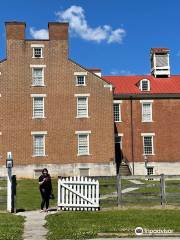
[58,176,99,211]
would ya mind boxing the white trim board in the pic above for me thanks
[30,65,46,68]
[31,94,47,97]
[141,133,155,136]
[74,93,90,97]
[31,131,47,135]
[74,72,87,76]
[75,131,91,134]
[31,44,44,48]
[113,100,122,104]
[140,100,154,103]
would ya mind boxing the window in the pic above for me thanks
[75,94,90,118]
[142,134,154,155]
[31,131,47,157]
[79,168,89,176]
[33,97,44,118]
[31,94,46,118]
[78,134,89,155]
[76,131,91,156]
[114,104,121,122]
[77,97,88,118]
[140,79,150,91]
[142,102,152,122]
[33,135,45,156]
[32,68,44,86]
[31,44,44,58]
[33,47,43,58]
[74,72,87,86]
[76,75,85,86]
[147,167,154,175]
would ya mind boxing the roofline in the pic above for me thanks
[114,93,180,100]
[0,58,7,63]
[26,39,49,41]
[69,58,112,86]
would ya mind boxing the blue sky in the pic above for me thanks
[1,0,180,75]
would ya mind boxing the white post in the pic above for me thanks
[6,152,13,212]
[7,167,12,212]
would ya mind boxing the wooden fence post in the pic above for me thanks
[117,173,122,207]
[160,174,166,207]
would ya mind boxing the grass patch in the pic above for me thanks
[16,178,58,211]
[0,213,24,240]
[46,209,180,239]
[0,179,7,211]
[15,177,180,210]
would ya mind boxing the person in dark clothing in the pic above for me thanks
[39,168,52,212]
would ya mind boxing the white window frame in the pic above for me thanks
[30,65,46,86]
[75,131,91,156]
[31,94,46,119]
[31,131,47,157]
[140,100,153,122]
[147,167,154,175]
[74,72,87,86]
[75,94,90,118]
[140,79,150,91]
[113,100,122,122]
[33,48,43,58]
[141,133,155,155]
[76,75,86,86]
[31,44,44,58]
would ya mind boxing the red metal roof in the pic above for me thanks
[103,75,180,95]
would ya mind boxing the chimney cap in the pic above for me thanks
[48,22,69,27]
[151,48,170,54]
[5,21,26,26]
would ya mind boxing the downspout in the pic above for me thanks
[130,96,135,175]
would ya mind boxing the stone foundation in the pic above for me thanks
[129,162,180,175]
[0,162,116,178]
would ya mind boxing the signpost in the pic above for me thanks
[6,152,13,212]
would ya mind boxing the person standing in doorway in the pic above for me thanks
[39,168,52,212]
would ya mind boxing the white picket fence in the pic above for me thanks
[58,176,99,211]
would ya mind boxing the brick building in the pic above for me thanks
[0,22,115,178]
[104,48,180,175]
[0,22,180,178]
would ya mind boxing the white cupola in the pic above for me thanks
[150,48,170,78]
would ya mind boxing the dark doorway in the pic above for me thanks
[115,135,123,174]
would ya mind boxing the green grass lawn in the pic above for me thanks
[0,213,24,240]
[15,177,180,210]
[16,178,58,211]
[0,179,7,211]
[46,209,180,239]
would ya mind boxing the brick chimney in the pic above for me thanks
[48,22,69,40]
[5,22,26,40]
[150,48,170,78]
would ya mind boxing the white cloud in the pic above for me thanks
[110,69,135,75]
[30,27,48,39]
[55,5,126,44]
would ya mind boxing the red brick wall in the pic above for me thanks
[0,22,115,167]
[115,99,180,164]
